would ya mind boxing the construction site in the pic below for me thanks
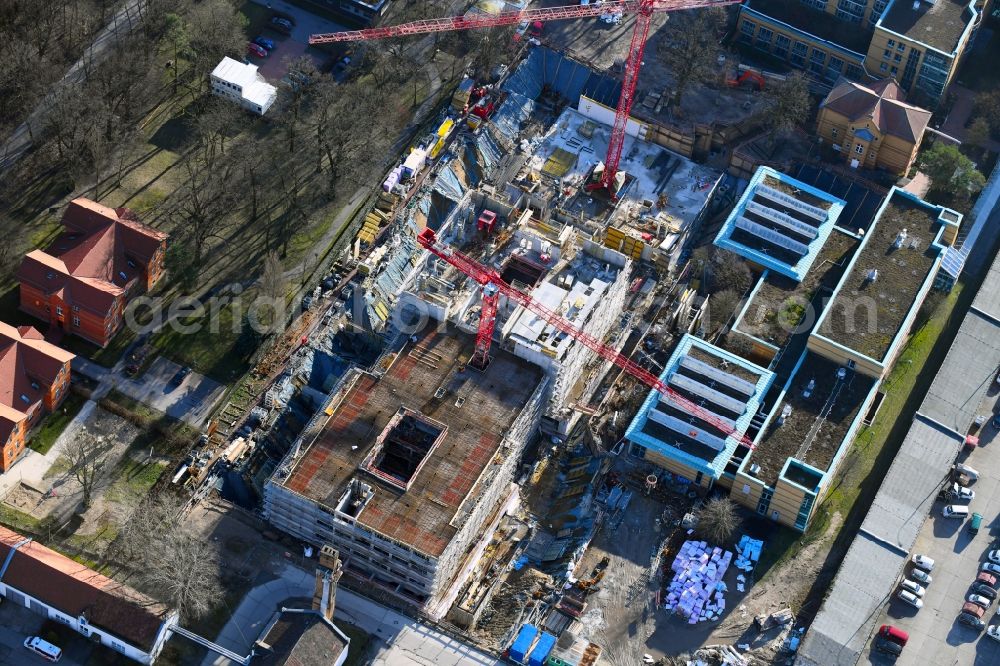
[162,2,979,665]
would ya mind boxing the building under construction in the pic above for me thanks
[263,329,546,617]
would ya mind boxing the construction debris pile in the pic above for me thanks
[664,540,732,624]
[733,535,764,592]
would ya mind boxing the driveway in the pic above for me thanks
[860,386,1000,666]
[0,598,90,665]
[113,357,224,429]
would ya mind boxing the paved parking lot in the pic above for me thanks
[246,0,348,82]
[0,600,89,665]
[861,386,1000,665]
[114,357,225,429]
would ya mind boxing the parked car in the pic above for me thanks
[983,562,1000,575]
[967,593,992,609]
[969,512,983,535]
[271,10,295,25]
[978,571,999,589]
[939,482,975,502]
[987,625,1000,642]
[954,463,980,482]
[878,625,909,646]
[988,550,1000,565]
[910,568,932,585]
[874,635,902,658]
[912,554,935,571]
[169,366,191,388]
[247,42,267,58]
[897,590,923,609]
[958,612,986,630]
[900,579,926,597]
[270,17,293,34]
[972,582,998,600]
[254,36,274,50]
[943,504,970,519]
[992,413,1000,429]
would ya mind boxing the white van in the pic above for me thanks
[943,505,970,519]
[23,636,61,662]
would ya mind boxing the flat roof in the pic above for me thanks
[625,335,775,480]
[878,0,975,55]
[278,330,543,557]
[736,230,861,348]
[919,310,1000,432]
[715,167,846,282]
[748,352,876,487]
[744,0,873,56]
[797,416,963,666]
[971,255,1000,321]
[816,190,947,362]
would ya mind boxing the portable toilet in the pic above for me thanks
[509,624,539,664]
[528,632,557,666]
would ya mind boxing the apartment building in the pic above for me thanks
[17,199,167,348]
[0,323,74,472]
[737,0,980,104]
[264,330,546,618]
[210,57,278,116]
[817,77,932,174]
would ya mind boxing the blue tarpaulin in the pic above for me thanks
[528,632,557,666]
[509,624,539,664]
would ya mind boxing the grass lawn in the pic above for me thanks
[104,457,168,505]
[29,392,87,455]
[0,502,43,533]
[150,295,258,382]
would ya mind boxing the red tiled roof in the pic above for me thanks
[16,198,167,316]
[0,322,73,444]
[821,77,932,143]
[0,526,173,652]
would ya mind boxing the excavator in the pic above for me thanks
[576,556,610,593]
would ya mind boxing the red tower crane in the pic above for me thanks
[310,0,739,199]
[416,227,757,450]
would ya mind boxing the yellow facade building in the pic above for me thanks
[816,78,931,174]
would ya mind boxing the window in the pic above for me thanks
[72,305,79,312]
[883,49,891,59]
[755,26,773,50]
[19,394,29,404]
[897,43,906,52]
[630,443,647,459]
[845,64,864,79]
[55,306,62,316]
[893,53,902,63]
[880,62,888,72]
[46,272,54,280]
[855,144,864,155]
[886,39,895,48]
[72,316,80,327]
[810,48,826,75]
[890,66,898,75]
[831,128,839,138]
[791,41,808,67]
[695,471,704,485]
[774,34,790,59]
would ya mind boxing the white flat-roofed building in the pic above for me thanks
[210,57,277,116]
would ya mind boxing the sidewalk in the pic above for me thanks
[202,562,502,666]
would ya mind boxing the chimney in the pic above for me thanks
[312,545,343,622]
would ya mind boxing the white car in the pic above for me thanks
[988,550,1000,565]
[987,625,1000,642]
[898,590,923,609]
[910,568,932,584]
[912,554,935,571]
[900,579,926,597]
[967,593,992,609]
[983,562,1000,575]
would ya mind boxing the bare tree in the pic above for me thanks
[656,8,724,110]
[64,428,114,510]
[694,497,742,545]
[707,288,740,335]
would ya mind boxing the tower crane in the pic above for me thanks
[310,0,739,200]
[415,227,757,450]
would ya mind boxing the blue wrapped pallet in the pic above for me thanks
[528,632,557,666]
[509,624,539,664]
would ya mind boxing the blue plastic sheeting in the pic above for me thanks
[528,632,557,666]
[509,624,539,664]
[433,163,465,201]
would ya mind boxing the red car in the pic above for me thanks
[247,42,268,58]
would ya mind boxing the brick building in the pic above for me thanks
[817,77,932,174]
[17,199,168,348]
[0,322,74,472]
